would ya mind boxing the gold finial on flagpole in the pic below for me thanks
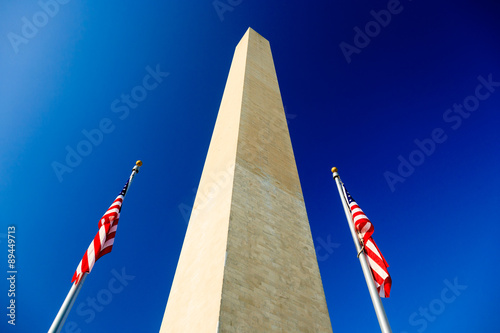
[132,160,142,173]
[331,167,339,179]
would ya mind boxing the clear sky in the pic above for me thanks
[1,1,499,332]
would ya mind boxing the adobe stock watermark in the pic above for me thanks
[339,0,405,64]
[177,109,297,224]
[178,161,235,224]
[212,0,244,22]
[51,64,169,182]
[384,74,499,192]
[62,267,135,333]
[400,277,467,333]
[315,235,341,262]
[7,0,71,54]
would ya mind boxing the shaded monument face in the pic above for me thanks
[160,28,332,333]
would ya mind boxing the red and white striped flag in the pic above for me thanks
[71,179,130,285]
[343,184,392,298]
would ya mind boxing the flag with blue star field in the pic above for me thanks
[71,178,131,285]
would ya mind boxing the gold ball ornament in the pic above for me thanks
[136,160,143,167]
[331,167,338,173]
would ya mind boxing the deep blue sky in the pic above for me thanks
[1,1,499,332]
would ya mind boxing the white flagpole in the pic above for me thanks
[48,161,142,333]
[331,167,392,333]
[48,273,88,333]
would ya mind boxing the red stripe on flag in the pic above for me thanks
[71,188,127,284]
[344,185,392,298]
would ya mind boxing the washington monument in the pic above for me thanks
[160,28,333,332]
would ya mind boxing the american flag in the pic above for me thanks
[343,184,392,298]
[71,179,130,285]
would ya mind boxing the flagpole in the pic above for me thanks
[48,160,142,333]
[331,167,392,333]
[48,272,88,333]
[125,160,142,195]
